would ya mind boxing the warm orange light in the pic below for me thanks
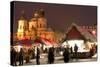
[92,30,96,35]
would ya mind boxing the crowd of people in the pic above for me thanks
[10,44,97,66]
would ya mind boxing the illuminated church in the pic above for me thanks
[17,9,55,41]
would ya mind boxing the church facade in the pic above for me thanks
[17,9,55,42]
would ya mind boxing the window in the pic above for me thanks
[19,26,22,29]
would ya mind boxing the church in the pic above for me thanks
[17,9,55,42]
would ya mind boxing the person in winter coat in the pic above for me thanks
[36,47,40,65]
[48,47,55,64]
[19,48,24,65]
[63,48,70,63]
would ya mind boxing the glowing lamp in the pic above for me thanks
[92,30,96,35]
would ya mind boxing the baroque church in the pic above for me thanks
[17,9,55,41]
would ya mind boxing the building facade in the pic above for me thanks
[17,9,55,41]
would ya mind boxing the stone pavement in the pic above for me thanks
[16,55,97,66]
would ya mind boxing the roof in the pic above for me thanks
[82,31,97,42]
[66,23,97,42]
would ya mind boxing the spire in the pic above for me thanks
[19,10,26,20]
[33,9,45,18]
[39,8,45,17]
[33,9,39,18]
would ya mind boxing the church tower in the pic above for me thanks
[29,9,47,38]
[17,11,28,40]
[36,9,47,37]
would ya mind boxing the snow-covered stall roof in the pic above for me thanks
[66,23,97,42]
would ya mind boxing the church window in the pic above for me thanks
[20,26,22,29]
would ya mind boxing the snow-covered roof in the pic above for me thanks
[66,23,97,42]
[66,23,82,34]
[82,31,97,42]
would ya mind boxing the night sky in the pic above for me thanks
[12,1,97,33]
